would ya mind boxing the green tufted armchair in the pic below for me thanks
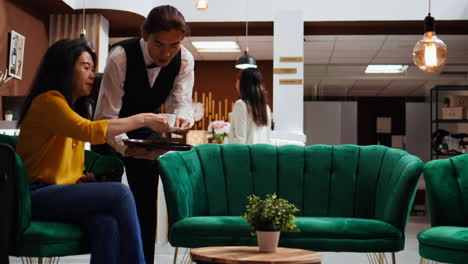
[418,154,468,264]
[158,143,424,263]
[0,134,124,263]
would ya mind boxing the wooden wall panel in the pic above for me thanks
[49,13,104,70]
[0,0,49,117]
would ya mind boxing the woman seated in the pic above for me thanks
[16,39,171,264]
[229,68,271,144]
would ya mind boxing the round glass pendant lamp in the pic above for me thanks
[236,49,257,69]
[412,6,448,72]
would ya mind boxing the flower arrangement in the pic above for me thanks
[207,120,230,144]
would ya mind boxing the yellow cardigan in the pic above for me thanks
[17,90,108,184]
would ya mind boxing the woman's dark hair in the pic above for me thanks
[17,39,96,127]
[142,5,188,36]
[239,68,269,126]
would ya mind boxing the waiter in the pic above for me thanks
[93,5,194,264]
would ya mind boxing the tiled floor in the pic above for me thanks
[9,215,431,264]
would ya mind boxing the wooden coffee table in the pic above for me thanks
[190,246,322,264]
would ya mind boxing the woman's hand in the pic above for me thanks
[145,114,171,133]
[106,113,171,139]
[76,172,96,184]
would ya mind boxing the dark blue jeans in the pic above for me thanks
[30,182,145,264]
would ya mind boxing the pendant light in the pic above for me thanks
[196,0,208,10]
[412,0,447,72]
[79,0,94,50]
[235,0,257,69]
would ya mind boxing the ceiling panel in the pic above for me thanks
[318,87,348,97]
[330,57,373,64]
[178,34,468,97]
[353,80,392,89]
[348,89,379,96]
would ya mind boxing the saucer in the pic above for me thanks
[169,126,180,133]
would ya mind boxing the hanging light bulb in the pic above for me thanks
[236,48,257,69]
[412,1,448,72]
[196,0,208,10]
[235,0,257,69]
[79,0,95,50]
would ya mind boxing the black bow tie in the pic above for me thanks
[146,63,159,69]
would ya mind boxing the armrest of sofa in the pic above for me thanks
[84,150,124,182]
[375,152,424,231]
[158,151,201,226]
[0,144,31,243]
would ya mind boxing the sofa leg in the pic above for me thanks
[366,253,390,264]
[392,252,395,264]
[420,257,438,264]
[173,247,178,264]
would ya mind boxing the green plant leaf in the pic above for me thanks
[241,193,300,236]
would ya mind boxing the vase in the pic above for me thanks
[4,114,13,121]
[211,135,224,144]
[256,231,280,252]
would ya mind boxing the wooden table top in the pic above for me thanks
[190,246,322,264]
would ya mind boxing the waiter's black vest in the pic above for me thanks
[115,38,181,139]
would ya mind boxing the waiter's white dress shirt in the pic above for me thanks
[94,38,194,155]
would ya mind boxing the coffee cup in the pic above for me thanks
[160,113,176,127]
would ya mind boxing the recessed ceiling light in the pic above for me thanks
[192,41,240,52]
[365,65,409,74]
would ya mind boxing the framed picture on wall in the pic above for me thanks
[8,30,25,80]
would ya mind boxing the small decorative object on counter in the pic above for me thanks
[207,120,230,144]
[443,97,450,107]
[4,110,13,121]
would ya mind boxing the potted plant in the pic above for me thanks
[443,97,450,107]
[207,120,230,144]
[4,110,13,121]
[242,193,300,252]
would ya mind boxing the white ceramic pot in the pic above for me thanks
[256,231,280,252]
[5,114,13,121]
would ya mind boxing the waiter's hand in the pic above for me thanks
[125,146,168,160]
[173,117,192,134]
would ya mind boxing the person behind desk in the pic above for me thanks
[16,39,174,263]
[229,68,271,144]
[93,5,194,263]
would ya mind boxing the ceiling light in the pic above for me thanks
[236,49,258,69]
[365,65,409,74]
[192,41,240,52]
[196,0,208,10]
[412,0,448,72]
[235,0,257,69]
[79,0,94,50]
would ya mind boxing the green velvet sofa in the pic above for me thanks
[158,143,424,259]
[0,134,124,261]
[418,154,468,264]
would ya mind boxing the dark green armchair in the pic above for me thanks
[158,143,424,263]
[0,134,124,262]
[418,154,468,264]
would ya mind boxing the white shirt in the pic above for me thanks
[228,99,271,144]
[94,38,195,155]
